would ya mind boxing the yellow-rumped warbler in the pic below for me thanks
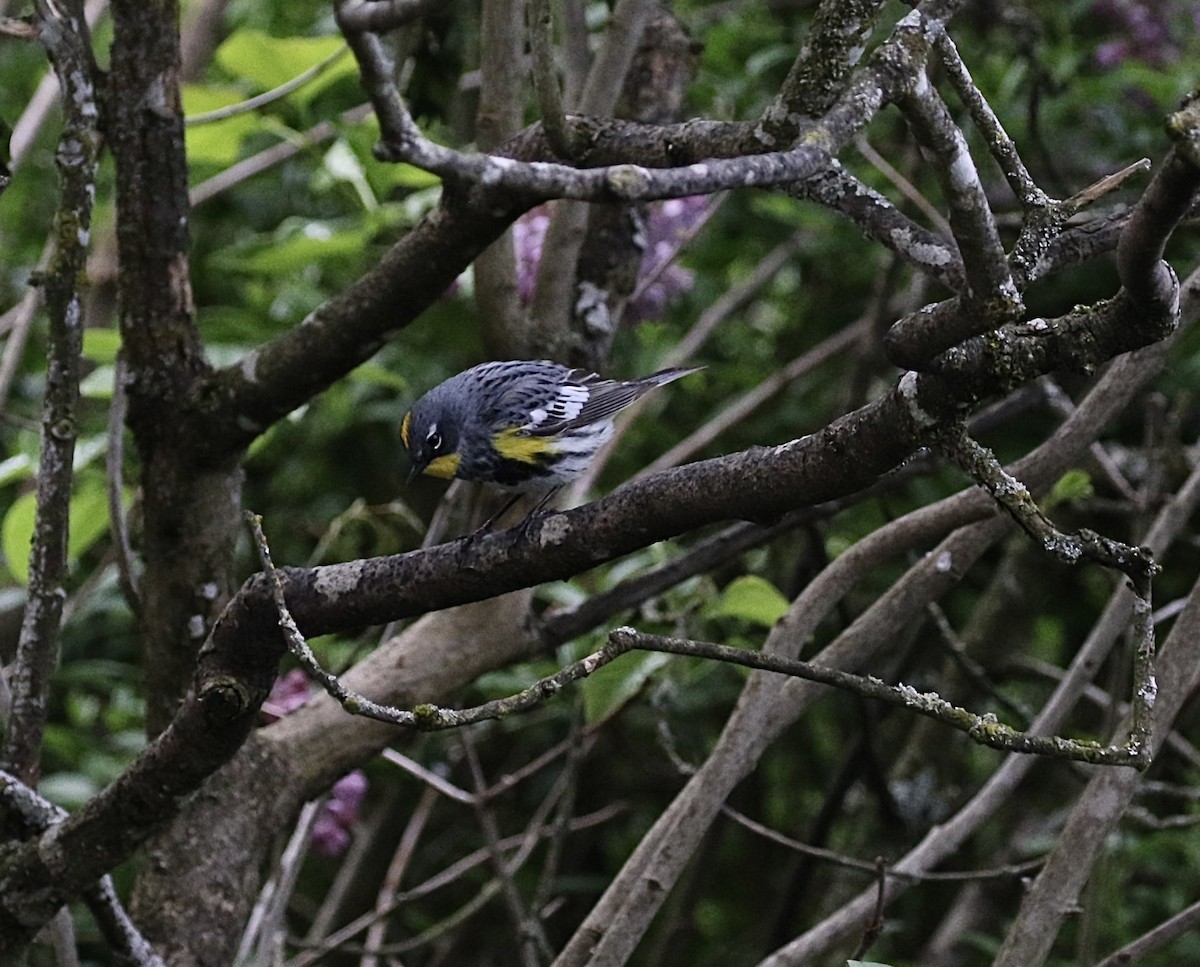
[401,360,701,504]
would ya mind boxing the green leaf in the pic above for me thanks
[214,31,353,106]
[318,139,377,210]
[705,575,790,628]
[80,364,115,400]
[1046,469,1093,508]
[182,84,260,165]
[0,454,33,488]
[388,163,442,190]
[37,772,100,811]
[583,651,670,724]
[82,328,122,365]
[1,491,36,582]
[349,362,411,393]
[2,480,115,584]
[211,218,371,274]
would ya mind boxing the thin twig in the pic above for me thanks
[851,858,888,962]
[934,30,1047,210]
[380,747,476,804]
[609,628,1149,767]
[1063,158,1153,214]
[185,45,350,125]
[361,784,438,967]
[719,802,1044,883]
[528,0,572,157]
[284,803,625,966]
[247,511,421,724]
[939,427,1158,590]
[106,356,140,612]
[244,547,1161,765]
[462,732,553,966]
[236,799,324,965]
[855,135,951,235]
[5,0,102,783]
[1094,897,1200,967]
[189,104,374,208]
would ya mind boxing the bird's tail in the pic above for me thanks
[641,365,705,388]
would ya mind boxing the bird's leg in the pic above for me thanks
[514,487,562,541]
[474,492,524,534]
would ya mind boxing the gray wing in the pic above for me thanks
[525,366,700,436]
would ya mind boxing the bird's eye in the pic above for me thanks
[426,425,442,452]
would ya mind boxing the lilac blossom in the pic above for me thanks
[261,668,311,721]
[1090,0,1181,69]
[508,196,709,322]
[626,195,710,324]
[512,204,552,304]
[262,670,368,857]
[310,771,369,857]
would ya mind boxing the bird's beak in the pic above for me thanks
[406,463,423,486]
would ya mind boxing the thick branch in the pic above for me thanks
[335,0,440,33]
[198,197,528,454]
[1118,99,1200,310]
[0,771,166,965]
[361,2,941,199]
[3,261,1185,932]
[767,0,890,122]
[197,0,987,457]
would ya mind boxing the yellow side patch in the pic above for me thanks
[424,452,461,479]
[400,411,412,448]
[493,427,555,465]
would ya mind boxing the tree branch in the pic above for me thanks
[0,771,166,966]
[3,0,101,784]
[549,333,1174,966]
[756,381,1200,963]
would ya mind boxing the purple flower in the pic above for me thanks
[261,669,312,721]
[1089,0,1180,69]
[310,771,369,858]
[625,196,709,323]
[309,817,350,857]
[261,676,370,858]
[507,196,709,323]
[512,205,552,304]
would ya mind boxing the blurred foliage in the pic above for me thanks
[2,0,1200,964]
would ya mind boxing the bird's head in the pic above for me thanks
[400,399,463,482]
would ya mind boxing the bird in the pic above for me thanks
[401,359,702,526]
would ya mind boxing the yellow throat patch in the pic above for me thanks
[424,452,461,479]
